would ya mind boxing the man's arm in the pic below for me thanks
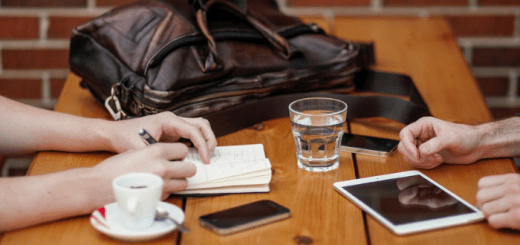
[476,116,520,160]
[398,116,520,168]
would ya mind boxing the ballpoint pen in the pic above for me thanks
[139,128,158,145]
[138,128,191,233]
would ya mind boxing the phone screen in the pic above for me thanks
[199,200,290,235]
[340,133,399,157]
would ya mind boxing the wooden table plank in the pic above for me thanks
[334,17,520,244]
[180,119,365,245]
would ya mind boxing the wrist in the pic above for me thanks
[36,167,113,217]
[76,167,115,213]
[91,119,118,152]
[472,123,493,160]
[473,117,520,159]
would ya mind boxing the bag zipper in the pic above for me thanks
[138,62,358,114]
[144,23,323,75]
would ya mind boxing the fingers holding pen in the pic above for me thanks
[158,113,216,164]
[180,117,217,151]
[177,116,217,164]
[140,142,190,163]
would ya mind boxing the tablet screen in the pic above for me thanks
[340,174,475,225]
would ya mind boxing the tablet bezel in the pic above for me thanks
[333,170,485,235]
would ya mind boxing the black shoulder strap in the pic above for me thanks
[204,69,430,137]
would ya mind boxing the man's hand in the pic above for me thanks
[398,117,483,169]
[477,173,520,230]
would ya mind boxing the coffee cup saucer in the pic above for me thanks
[90,201,184,242]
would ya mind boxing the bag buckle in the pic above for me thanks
[104,83,128,121]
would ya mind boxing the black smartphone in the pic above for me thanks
[199,199,291,235]
[340,133,400,157]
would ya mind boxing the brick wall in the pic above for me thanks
[1,0,520,119]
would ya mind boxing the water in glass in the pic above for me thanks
[291,111,345,172]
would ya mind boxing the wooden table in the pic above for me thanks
[1,17,519,245]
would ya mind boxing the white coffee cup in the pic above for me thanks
[112,172,163,230]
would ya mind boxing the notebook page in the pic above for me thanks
[183,144,270,186]
[176,184,270,195]
[184,144,266,164]
[187,159,271,185]
[186,171,272,189]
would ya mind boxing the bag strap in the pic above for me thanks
[192,0,297,72]
[204,69,430,137]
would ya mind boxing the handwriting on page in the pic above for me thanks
[183,144,269,185]
[189,159,271,184]
[184,144,266,164]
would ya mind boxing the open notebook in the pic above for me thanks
[174,144,272,195]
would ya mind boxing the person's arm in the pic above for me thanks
[398,116,520,168]
[473,117,520,160]
[0,96,216,163]
[0,143,195,232]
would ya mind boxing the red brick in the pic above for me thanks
[473,48,520,67]
[51,78,66,98]
[0,78,41,99]
[385,0,467,6]
[2,0,87,7]
[96,0,140,7]
[48,17,93,39]
[476,77,509,96]
[288,0,370,7]
[489,107,520,120]
[2,49,69,69]
[516,80,520,96]
[443,15,514,37]
[0,17,39,39]
[480,0,520,5]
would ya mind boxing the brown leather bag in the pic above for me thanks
[69,0,429,136]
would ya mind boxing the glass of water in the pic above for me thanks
[289,97,347,172]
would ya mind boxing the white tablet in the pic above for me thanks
[333,170,485,235]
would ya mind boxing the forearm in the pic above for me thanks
[475,116,520,160]
[0,167,112,232]
[0,97,114,155]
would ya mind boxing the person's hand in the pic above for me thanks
[91,143,196,202]
[397,175,457,209]
[476,173,520,230]
[104,112,217,164]
[398,117,483,169]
